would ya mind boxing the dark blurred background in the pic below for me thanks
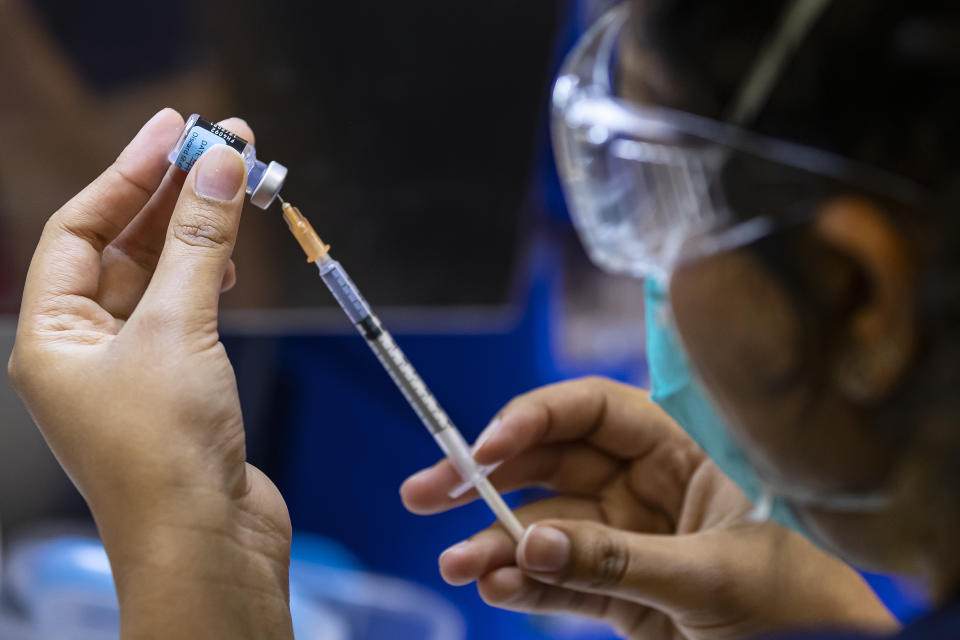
[1,0,561,310]
[0,1,649,638]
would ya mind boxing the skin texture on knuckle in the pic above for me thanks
[171,220,232,250]
[552,524,632,591]
[586,529,632,590]
[171,205,236,251]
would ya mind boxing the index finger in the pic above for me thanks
[22,108,184,311]
[401,442,621,515]
[474,377,694,466]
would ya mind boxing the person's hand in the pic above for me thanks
[401,377,898,639]
[8,109,293,638]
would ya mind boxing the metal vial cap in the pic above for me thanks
[249,160,288,209]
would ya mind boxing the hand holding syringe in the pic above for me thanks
[278,197,525,542]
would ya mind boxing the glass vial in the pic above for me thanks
[167,114,287,209]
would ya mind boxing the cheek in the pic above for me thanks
[668,252,895,491]
[668,252,816,477]
[669,252,803,406]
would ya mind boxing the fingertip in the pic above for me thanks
[439,526,519,589]
[134,108,185,154]
[154,107,185,130]
[399,461,461,515]
[438,541,480,586]
[477,567,526,605]
[218,117,255,146]
[111,108,185,189]
[398,477,429,515]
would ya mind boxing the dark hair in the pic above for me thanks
[627,0,960,185]
[628,0,960,581]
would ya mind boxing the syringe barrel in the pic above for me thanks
[312,255,524,541]
[317,258,374,326]
[367,331,454,435]
[315,258,453,434]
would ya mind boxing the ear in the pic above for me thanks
[814,197,915,403]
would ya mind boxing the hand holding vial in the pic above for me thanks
[8,109,295,640]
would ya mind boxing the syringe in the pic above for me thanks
[277,198,525,542]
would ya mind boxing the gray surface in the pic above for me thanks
[0,319,77,532]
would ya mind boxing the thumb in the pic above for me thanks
[516,520,719,615]
[139,145,246,329]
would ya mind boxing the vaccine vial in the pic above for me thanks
[167,114,287,209]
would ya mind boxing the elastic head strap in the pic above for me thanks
[724,0,834,127]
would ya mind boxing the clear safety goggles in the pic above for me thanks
[551,4,924,283]
[553,3,927,517]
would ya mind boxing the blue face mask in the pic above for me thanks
[644,277,807,533]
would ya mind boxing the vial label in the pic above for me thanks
[173,117,248,172]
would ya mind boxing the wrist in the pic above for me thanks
[93,485,293,639]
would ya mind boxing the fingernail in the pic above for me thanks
[195,145,245,201]
[518,525,570,573]
[472,417,502,455]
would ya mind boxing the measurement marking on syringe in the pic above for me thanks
[368,332,453,433]
[287,202,522,541]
